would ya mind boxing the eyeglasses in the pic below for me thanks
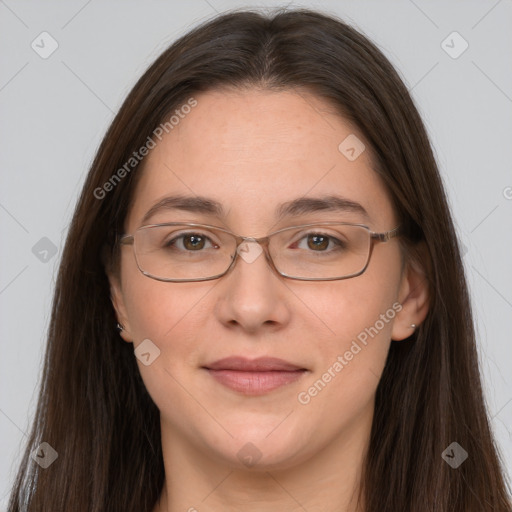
[118,222,400,282]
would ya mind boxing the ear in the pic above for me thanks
[391,242,430,341]
[108,272,133,343]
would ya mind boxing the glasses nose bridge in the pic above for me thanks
[231,233,278,272]
[237,233,272,248]
[236,233,272,255]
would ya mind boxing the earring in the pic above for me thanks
[116,322,124,332]
[410,324,417,330]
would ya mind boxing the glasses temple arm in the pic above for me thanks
[118,234,134,246]
[371,226,400,242]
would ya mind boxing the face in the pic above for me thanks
[110,88,425,470]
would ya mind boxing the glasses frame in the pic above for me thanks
[118,221,400,283]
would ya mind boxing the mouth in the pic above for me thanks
[202,356,309,395]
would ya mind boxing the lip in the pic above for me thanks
[204,356,306,372]
[202,357,308,395]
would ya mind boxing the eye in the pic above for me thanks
[293,233,344,252]
[306,234,329,251]
[182,234,207,250]
[166,232,217,251]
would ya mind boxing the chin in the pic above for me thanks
[205,429,315,472]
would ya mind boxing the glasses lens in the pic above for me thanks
[134,224,235,280]
[270,224,371,279]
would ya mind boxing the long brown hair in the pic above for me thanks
[8,8,511,511]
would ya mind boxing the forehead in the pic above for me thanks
[126,88,395,233]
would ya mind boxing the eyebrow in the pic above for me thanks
[141,194,370,225]
[276,195,369,221]
[141,195,224,224]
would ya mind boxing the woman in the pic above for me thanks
[7,8,511,512]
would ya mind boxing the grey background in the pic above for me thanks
[1,0,511,507]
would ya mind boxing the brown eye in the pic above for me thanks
[307,234,329,251]
[183,234,206,250]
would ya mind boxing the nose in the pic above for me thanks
[213,241,292,333]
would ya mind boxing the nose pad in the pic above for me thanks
[236,239,264,265]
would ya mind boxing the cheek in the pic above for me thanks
[294,253,402,406]
[121,254,208,342]
[304,257,401,351]
[120,265,213,388]
[121,275,213,423]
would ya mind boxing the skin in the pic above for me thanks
[109,88,429,512]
